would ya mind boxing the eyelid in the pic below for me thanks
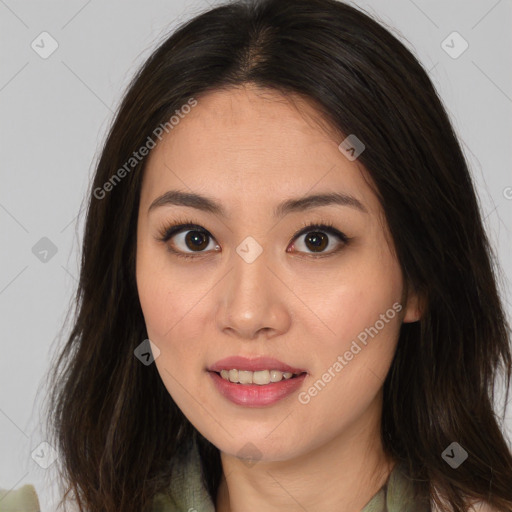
[156,221,210,242]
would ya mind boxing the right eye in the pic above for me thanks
[156,220,220,260]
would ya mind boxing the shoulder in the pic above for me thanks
[0,484,41,511]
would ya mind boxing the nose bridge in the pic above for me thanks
[228,238,272,307]
[216,237,287,338]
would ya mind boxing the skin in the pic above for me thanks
[136,84,422,512]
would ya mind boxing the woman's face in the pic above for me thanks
[136,85,420,462]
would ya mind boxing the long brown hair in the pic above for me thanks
[43,0,512,510]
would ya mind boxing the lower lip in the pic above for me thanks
[208,371,307,407]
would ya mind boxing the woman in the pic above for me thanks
[37,0,512,510]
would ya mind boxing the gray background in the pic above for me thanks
[1,0,511,510]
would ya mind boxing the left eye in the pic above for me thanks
[157,222,349,259]
[290,228,347,255]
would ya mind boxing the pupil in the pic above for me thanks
[186,231,208,251]
[306,232,327,252]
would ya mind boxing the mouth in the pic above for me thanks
[208,370,307,407]
[207,356,308,406]
[208,356,307,379]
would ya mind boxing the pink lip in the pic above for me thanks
[208,356,307,374]
[208,371,307,407]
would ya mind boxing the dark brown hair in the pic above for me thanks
[43,0,512,510]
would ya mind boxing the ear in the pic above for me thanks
[402,285,424,323]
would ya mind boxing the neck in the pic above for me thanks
[215,394,394,512]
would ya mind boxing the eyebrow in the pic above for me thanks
[148,189,368,217]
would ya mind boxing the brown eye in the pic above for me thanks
[168,228,218,256]
[183,230,210,251]
[303,231,329,252]
[290,224,348,256]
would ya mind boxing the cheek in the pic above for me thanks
[136,257,170,340]
[296,244,404,417]
[136,260,217,434]
[308,248,404,354]
[297,293,402,435]
[136,252,201,404]
[135,245,213,393]
[136,244,202,341]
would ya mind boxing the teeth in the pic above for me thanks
[218,369,299,385]
[270,370,283,382]
[238,370,253,384]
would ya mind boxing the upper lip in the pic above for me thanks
[208,356,307,374]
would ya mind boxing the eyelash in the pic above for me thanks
[155,217,351,261]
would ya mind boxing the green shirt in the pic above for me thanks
[0,440,428,511]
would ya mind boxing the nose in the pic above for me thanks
[215,247,291,341]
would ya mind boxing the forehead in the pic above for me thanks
[140,85,378,216]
